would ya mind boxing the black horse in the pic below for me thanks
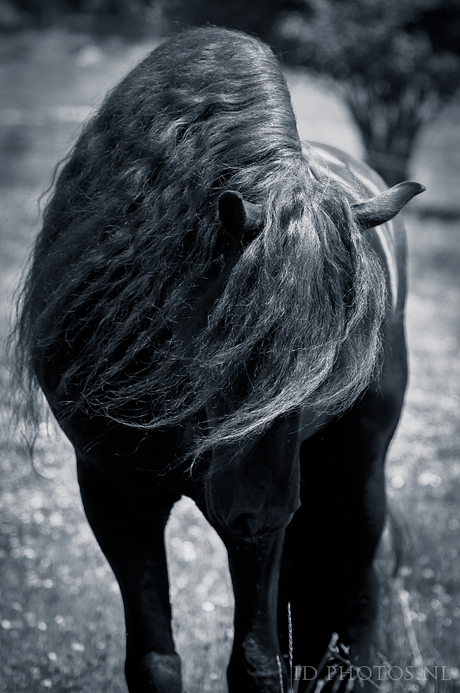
[12,27,424,693]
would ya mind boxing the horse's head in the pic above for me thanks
[185,183,425,539]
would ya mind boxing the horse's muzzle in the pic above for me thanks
[205,480,301,538]
[222,508,298,538]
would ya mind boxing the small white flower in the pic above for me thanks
[418,472,442,487]
[71,642,85,652]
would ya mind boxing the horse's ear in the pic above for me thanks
[352,181,426,229]
[218,191,261,242]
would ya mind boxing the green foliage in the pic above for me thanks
[276,0,460,101]
[268,0,460,183]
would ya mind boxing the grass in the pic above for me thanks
[1,27,459,693]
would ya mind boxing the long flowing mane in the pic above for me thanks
[11,26,387,456]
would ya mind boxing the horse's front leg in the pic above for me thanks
[76,455,183,693]
[219,529,287,693]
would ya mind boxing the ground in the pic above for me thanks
[0,28,459,693]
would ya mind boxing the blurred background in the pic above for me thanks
[0,1,459,691]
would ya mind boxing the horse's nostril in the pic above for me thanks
[228,513,261,537]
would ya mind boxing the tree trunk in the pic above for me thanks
[364,146,411,187]
[343,80,424,186]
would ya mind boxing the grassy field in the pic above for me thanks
[1,29,459,692]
